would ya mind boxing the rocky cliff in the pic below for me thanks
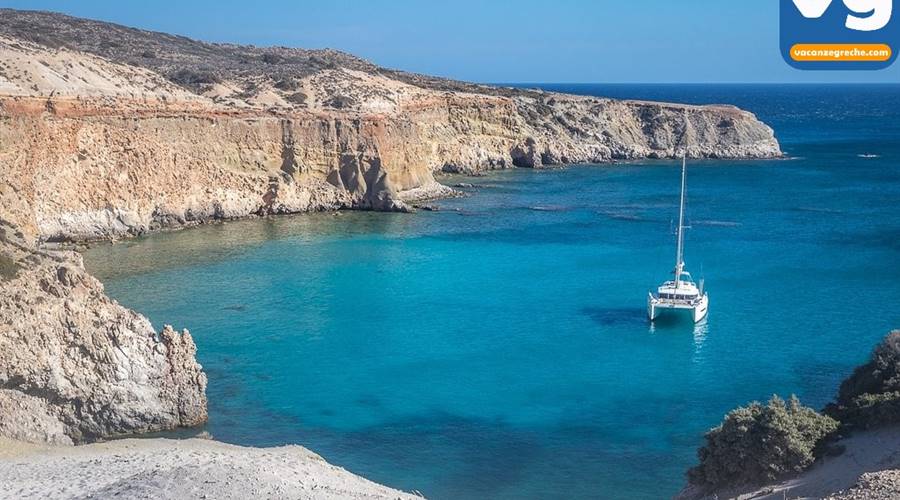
[0,9,781,243]
[0,220,207,444]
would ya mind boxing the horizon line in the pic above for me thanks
[490,81,900,86]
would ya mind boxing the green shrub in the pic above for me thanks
[0,253,17,281]
[273,78,299,91]
[168,68,221,86]
[688,395,838,489]
[831,391,900,429]
[326,95,356,109]
[827,331,900,428]
[286,92,307,105]
[261,52,282,65]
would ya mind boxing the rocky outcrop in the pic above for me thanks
[0,220,207,444]
[0,9,781,243]
[0,437,419,499]
[827,470,900,500]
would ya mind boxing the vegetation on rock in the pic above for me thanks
[0,223,21,281]
[827,331,900,429]
[0,253,16,281]
[686,331,900,494]
[687,395,839,489]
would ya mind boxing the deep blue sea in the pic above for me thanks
[84,84,900,499]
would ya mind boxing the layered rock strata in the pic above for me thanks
[0,10,781,243]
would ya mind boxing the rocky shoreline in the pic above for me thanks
[0,214,418,499]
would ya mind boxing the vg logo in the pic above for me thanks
[793,0,892,31]
[781,0,897,69]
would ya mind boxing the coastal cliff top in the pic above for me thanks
[0,8,748,116]
[0,8,526,114]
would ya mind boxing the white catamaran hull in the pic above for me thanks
[646,156,710,325]
[648,293,709,323]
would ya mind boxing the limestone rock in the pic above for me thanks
[827,470,900,500]
[0,9,781,243]
[0,437,420,499]
[0,220,207,443]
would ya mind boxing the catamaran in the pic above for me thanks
[647,156,709,323]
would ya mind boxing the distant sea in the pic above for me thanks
[85,84,900,499]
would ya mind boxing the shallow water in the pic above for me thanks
[84,85,900,499]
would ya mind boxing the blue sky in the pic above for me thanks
[2,0,897,83]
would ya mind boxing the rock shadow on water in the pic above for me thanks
[691,219,742,228]
[528,205,573,212]
[219,409,546,497]
[355,394,384,409]
[582,306,648,327]
[792,206,845,215]
[429,221,603,246]
[331,407,690,498]
[792,359,856,404]
[596,210,666,224]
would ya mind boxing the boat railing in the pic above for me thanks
[652,294,701,306]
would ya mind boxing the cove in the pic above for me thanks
[83,85,900,499]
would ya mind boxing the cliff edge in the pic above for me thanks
[0,9,781,243]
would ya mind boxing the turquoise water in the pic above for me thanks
[84,85,900,499]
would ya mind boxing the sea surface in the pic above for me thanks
[84,84,900,499]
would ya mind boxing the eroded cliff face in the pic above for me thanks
[0,18,780,243]
[0,90,779,242]
[0,221,207,444]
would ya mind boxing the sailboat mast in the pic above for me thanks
[674,155,687,289]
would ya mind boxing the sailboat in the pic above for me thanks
[647,156,709,323]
